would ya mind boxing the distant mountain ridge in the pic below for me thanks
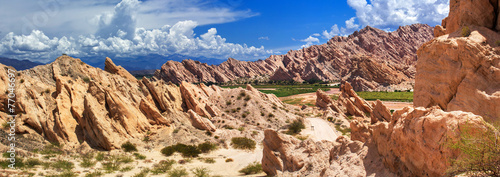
[0,57,44,70]
[154,24,434,91]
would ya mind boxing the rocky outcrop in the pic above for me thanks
[156,24,434,91]
[180,81,222,118]
[438,0,498,36]
[187,109,216,132]
[1,56,178,150]
[262,129,395,177]
[369,107,488,177]
[415,24,500,122]
[370,100,392,124]
[104,57,137,82]
[316,82,372,118]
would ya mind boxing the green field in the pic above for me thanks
[221,84,338,89]
[221,84,336,97]
[260,88,330,97]
[356,91,413,102]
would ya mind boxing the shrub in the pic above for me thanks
[446,123,500,176]
[231,137,256,150]
[119,166,133,172]
[192,167,211,177]
[225,158,234,162]
[133,153,146,160]
[161,143,201,157]
[150,160,175,175]
[226,101,231,105]
[133,168,150,177]
[238,127,245,132]
[39,144,64,155]
[286,119,305,135]
[168,167,189,177]
[244,95,251,101]
[461,26,471,37]
[198,142,217,153]
[95,152,105,161]
[84,171,103,177]
[25,158,42,168]
[80,156,96,168]
[268,113,274,118]
[20,79,24,83]
[83,77,91,83]
[202,157,216,164]
[51,160,74,171]
[239,162,262,175]
[121,141,138,152]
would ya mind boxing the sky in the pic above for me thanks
[0,0,449,63]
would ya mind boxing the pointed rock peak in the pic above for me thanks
[104,57,137,81]
[104,57,119,73]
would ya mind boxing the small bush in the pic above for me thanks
[84,171,103,177]
[95,152,105,161]
[39,144,64,155]
[446,123,500,176]
[225,158,234,162]
[244,95,251,101]
[286,119,305,135]
[119,166,133,172]
[121,141,138,152]
[161,143,201,157]
[192,167,211,177]
[25,158,42,168]
[239,162,262,175]
[268,113,275,118]
[169,167,189,177]
[226,101,231,105]
[202,158,216,164]
[20,79,24,83]
[198,142,217,153]
[133,168,150,177]
[133,153,146,160]
[80,156,96,168]
[231,137,256,150]
[83,77,91,83]
[461,26,471,37]
[151,159,175,175]
[51,160,74,171]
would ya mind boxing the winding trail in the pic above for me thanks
[303,118,339,142]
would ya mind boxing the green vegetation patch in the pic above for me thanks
[239,162,263,175]
[161,142,217,158]
[286,119,305,135]
[260,88,329,97]
[356,91,413,102]
[231,137,256,150]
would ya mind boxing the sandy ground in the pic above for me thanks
[303,118,339,142]
[96,147,266,177]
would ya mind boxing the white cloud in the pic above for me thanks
[0,0,271,63]
[346,0,449,28]
[300,36,319,48]
[258,36,269,40]
[0,0,257,37]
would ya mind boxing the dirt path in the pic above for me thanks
[303,118,339,142]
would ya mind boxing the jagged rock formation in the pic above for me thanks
[1,56,178,150]
[416,0,500,121]
[261,129,395,177]
[351,106,489,177]
[156,24,434,91]
[316,82,373,119]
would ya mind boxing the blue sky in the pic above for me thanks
[0,0,449,63]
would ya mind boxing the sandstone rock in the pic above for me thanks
[104,57,137,82]
[370,107,488,177]
[187,109,216,132]
[180,81,221,118]
[415,26,500,121]
[1,56,176,150]
[442,0,496,34]
[156,24,434,91]
[262,129,334,176]
[316,82,373,119]
[370,100,392,124]
[142,78,183,113]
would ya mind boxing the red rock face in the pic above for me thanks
[155,24,434,91]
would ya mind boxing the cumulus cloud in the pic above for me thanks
[300,36,320,48]
[322,17,361,39]
[0,0,270,63]
[347,0,449,28]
